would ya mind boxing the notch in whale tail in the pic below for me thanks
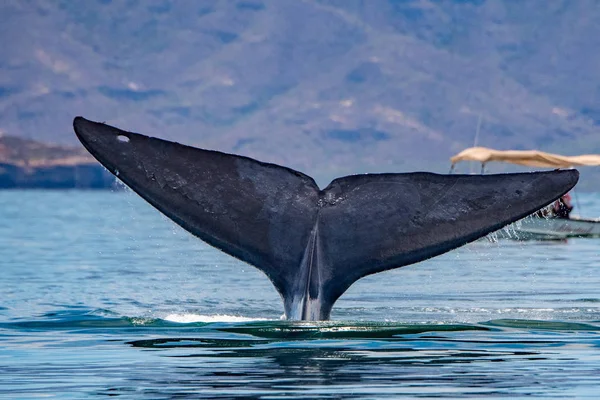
[73,117,579,321]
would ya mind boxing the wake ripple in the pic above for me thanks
[1,308,599,337]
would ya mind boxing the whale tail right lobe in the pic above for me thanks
[73,117,579,320]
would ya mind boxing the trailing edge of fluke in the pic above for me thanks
[73,116,579,321]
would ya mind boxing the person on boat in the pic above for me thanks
[535,205,552,218]
[552,193,573,219]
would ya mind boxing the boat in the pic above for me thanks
[450,147,600,240]
[491,215,600,240]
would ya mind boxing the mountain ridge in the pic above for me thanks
[1,0,599,189]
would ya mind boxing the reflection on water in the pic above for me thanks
[1,191,600,398]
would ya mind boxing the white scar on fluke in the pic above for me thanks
[73,117,578,321]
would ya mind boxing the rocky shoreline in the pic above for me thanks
[0,135,114,189]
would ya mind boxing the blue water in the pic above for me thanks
[1,190,600,398]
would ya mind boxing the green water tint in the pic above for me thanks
[0,314,486,334]
[483,319,600,331]
[5,312,599,337]
[215,320,489,339]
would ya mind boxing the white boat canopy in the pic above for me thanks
[450,147,600,169]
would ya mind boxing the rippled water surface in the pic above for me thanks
[1,190,600,398]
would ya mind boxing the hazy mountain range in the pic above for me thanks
[1,0,599,189]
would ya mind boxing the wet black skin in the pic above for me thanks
[73,117,579,320]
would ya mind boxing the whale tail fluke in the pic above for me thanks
[73,117,579,320]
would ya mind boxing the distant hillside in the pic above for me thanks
[0,134,113,188]
[0,134,92,167]
[1,0,599,189]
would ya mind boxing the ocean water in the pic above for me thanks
[1,190,600,399]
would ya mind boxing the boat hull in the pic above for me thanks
[492,216,600,240]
